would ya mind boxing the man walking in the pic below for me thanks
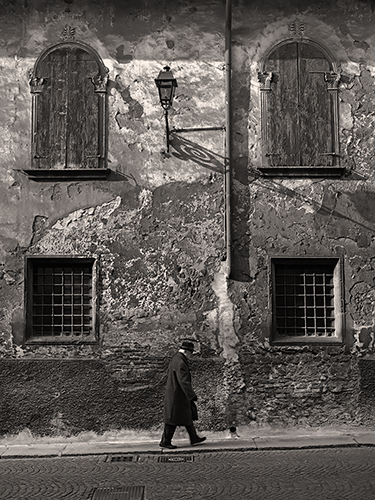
[160,340,206,449]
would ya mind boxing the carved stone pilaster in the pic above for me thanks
[325,72,341,164]
[29,73,45,94]
[325,71,341,90]
[258,72,273,159]
[90,68,109,93]
[258,71,273,91]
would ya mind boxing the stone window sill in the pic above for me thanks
[272,336,343,345]
[257,166,346,178]
[19,169,111,181]
[25,337,98,345]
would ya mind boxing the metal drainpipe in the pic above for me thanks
[224,0,232,278]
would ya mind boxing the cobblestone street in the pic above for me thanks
[1,447,375,499]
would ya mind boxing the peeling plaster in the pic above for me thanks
[138,189,153,210]
[352,323,375,354]
[211,264,246,413]
[3,0,375,434]
[212,264,239,363]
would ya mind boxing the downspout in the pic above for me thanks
[213,0,246,430]
[224,0,232,278]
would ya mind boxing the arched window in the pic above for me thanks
[28,42,108,178]
[258,40,343,177]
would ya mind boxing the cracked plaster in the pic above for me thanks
[2,0,375,434]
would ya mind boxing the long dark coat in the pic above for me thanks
[163,352,197,426]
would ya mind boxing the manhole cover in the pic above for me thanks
[91,486,145,500]
[157,455,194,463]
[109,455,138,462]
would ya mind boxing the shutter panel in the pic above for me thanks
[66,48,99,168]
[50,48,69,168]
[298,43,332,166]
[36,48,69,169]
[265,43,299,166]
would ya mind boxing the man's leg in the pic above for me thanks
[160,424,177,449]
[185,424,206,446]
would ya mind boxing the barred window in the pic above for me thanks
[271,259,343,343]
[26,258,97,343]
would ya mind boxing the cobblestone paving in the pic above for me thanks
[1,447,375,499]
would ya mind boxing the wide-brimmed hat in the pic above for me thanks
[180,340,195,352]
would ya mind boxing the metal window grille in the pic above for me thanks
[31,261,93,337]
[274,263,336,338]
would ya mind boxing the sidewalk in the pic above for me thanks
[1,426,375,459]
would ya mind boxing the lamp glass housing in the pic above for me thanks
[155,66,178,110]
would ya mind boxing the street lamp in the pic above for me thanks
[155,66,178,152]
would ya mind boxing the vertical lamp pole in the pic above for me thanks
[155,66,178,153]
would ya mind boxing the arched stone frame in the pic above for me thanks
[28,41,109,179]
[257,38,345,177]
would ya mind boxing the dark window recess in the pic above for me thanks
[26,42,109,180]
[258,41,344,177]
[26,258,96,342]
[272,259,343,343]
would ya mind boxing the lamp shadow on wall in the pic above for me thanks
[169,131,225,174]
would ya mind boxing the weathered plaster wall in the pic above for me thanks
[0,0,226,338]
[0,0,229,435]
[229,0,375,428]
[2,0,375,436]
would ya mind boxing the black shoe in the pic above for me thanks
[191,436,206,446]
[159,442,177,449]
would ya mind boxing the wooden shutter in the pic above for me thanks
[34,46,100,169]
[67,48,98,168]
[265,43,299,166]
[264,41,334,167]
[35,48,68,169]
[298,43,332,166]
